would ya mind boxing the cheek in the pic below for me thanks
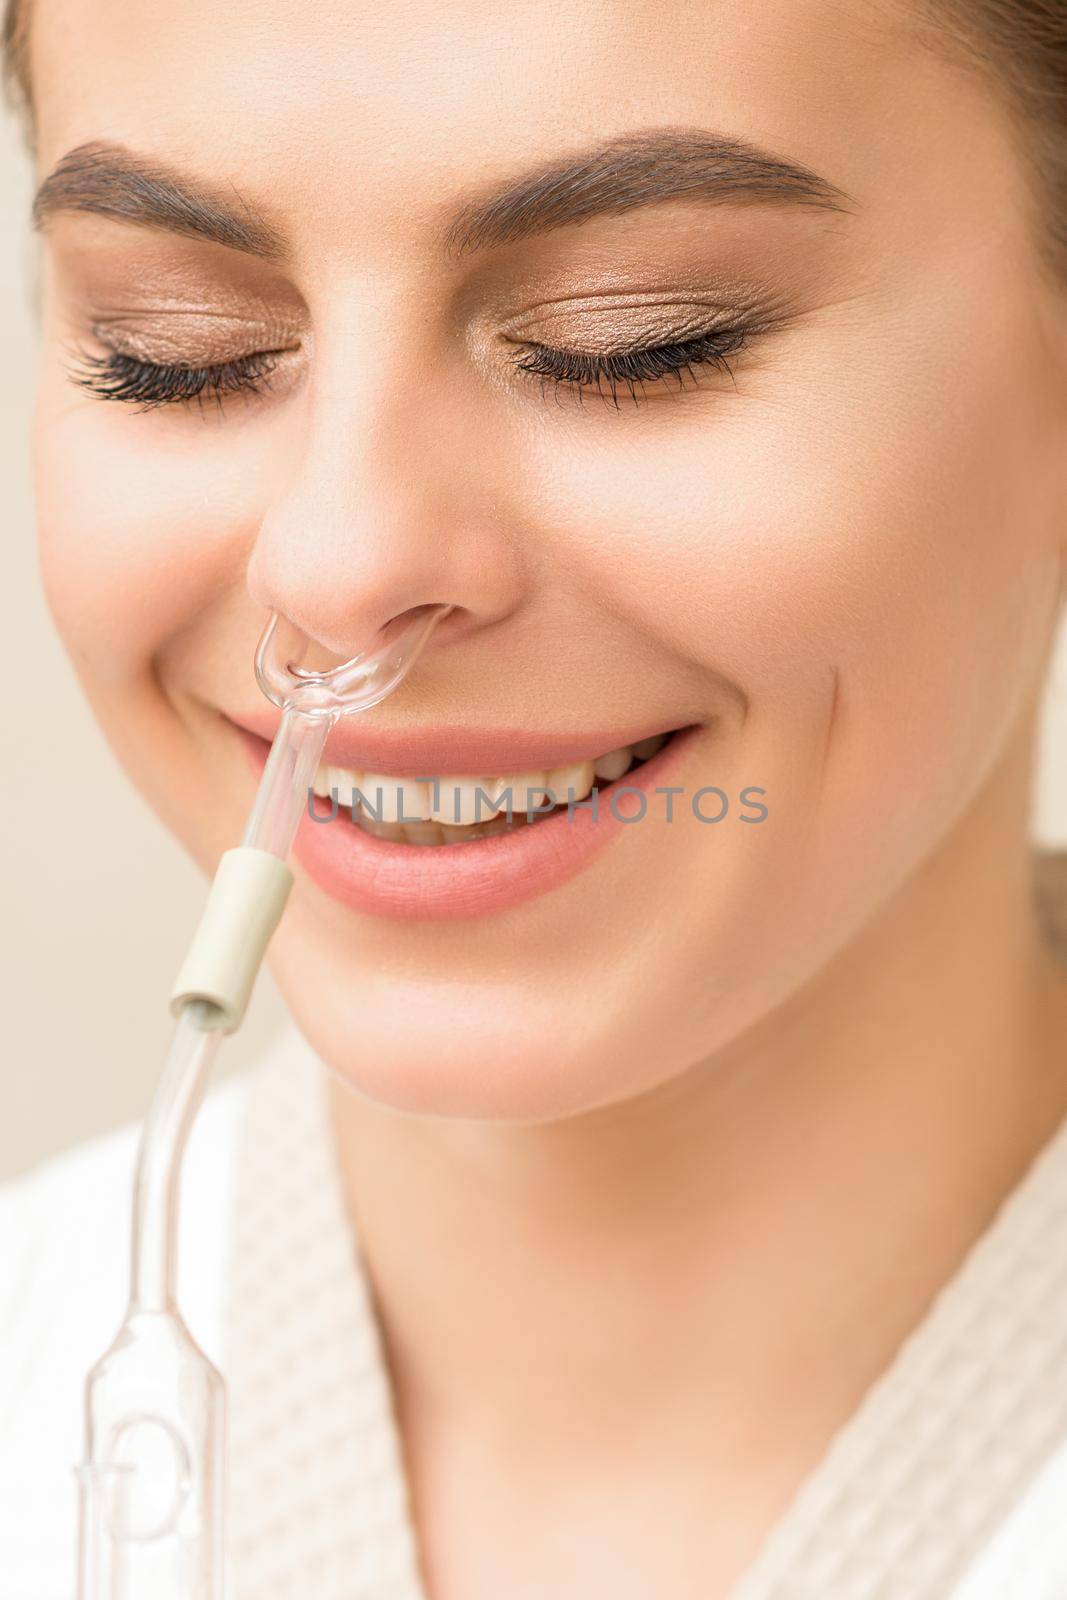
[517,325,1058,883]
[31,367,291,864]
[33,369,268,685]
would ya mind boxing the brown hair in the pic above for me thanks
[2,0,30,124]
[4,0,1067,269]
[907,0,1067,274]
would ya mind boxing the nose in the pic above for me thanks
[245,355,527,662]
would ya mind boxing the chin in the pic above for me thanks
[265,913,701,1123]
[276,981,618,1122]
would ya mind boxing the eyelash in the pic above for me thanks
[68,322,750,414]
[512,324,749,408]
[70,347,283,412]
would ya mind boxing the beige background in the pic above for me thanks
[1,107,287,1181]
[2,103,1065,1180]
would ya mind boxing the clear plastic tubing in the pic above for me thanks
[77,602,450,1600]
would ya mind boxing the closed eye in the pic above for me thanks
[65,321,754,415]
[67,345,285,412]
[510,323,750,408]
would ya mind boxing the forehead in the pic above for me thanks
[29,0,1011,277]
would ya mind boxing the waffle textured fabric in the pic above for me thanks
[4,1020,1067,1599]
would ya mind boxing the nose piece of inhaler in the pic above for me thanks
[255,603,447,717]
[175,602,451,1030]
[76,603,450,1600]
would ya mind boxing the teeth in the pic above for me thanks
[399,820,445,846]
[480,777,519,814]
[309,736,667,842]
[438,824,470,845]
[361,772,431,823]
[430,778,499,827]
[546,760,595,803]
[312,764,359,800]
[593,747,633,782]
[357,814,407,842]
[490,772,550,816]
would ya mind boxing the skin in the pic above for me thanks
[24,0,1067,1593]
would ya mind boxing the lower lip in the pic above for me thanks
[238,727,695,921]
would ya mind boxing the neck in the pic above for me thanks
[328,710,1067,1564]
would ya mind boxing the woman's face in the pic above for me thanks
[29,0,1067,1118]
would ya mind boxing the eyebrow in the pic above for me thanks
[443,128,857,255]
[33,141,285,257]
[33,128,857,262]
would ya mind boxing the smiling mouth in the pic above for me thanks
[310,730,678,845]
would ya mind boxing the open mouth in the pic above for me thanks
[310,731,677,846]
[235,718,697,919]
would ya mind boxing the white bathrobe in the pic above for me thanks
[4,1021,1067,1600]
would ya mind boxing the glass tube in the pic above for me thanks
[77,603,451,1600]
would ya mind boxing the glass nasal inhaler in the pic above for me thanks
[76,603,450,1600]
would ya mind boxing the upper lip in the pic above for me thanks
[228,709,690,776]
